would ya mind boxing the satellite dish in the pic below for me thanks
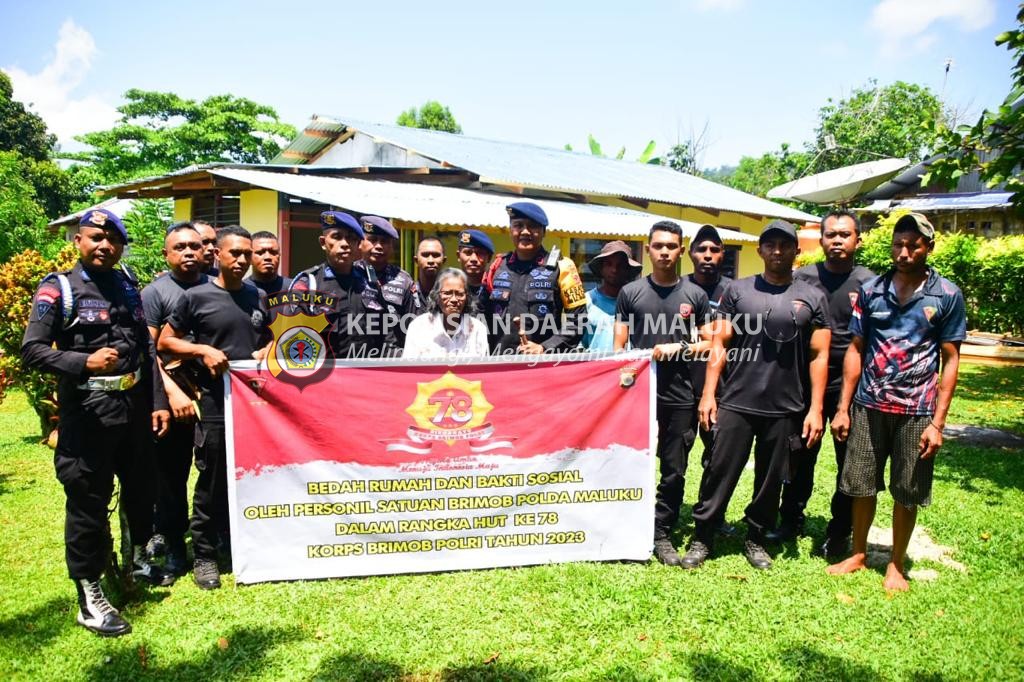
[767,158,910,205]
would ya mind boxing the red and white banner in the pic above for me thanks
[225,355,655,584]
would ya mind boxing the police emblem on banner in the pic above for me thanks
[382,372,514,454]
[265,305,334,389]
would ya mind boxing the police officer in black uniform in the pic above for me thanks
[289,211,379,358]
[456,229,495,313]
[22,209,172,637]
[484,202,587,354]
[355,216,417,356]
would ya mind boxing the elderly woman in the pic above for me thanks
[403,267,489,358]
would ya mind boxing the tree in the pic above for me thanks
[0,151,62,262]
[564,135,659,164]
[0,71,55,161]
[724,143,814,198]
[396,101,463,134]
[0,71,88,219]
[66,90,297,184]
[925,6,1024,214]
[812,80,945,170]
[122,199,174,284]
[711,80,944,202]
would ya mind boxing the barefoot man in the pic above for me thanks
[828,213,966,591]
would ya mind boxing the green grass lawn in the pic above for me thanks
[1,364,1022,681]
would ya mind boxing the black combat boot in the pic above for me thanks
[75,578,131,637]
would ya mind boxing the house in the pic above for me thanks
[856,99,1023,236]
[856,157,1020,236]
[102,117,817,279]
[48,197,138,241]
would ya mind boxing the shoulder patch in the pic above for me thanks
[32,283,61,321]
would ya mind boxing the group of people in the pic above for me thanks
[22,200,964,637]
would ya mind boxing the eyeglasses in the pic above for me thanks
[763,295,801,349]
[439,291,467,300]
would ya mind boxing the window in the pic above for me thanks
[722,246,739,280]
[191,193,240,227]
[569,238,644,288]
[284,200,402,276]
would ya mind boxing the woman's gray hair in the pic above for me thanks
[426,267,479,315]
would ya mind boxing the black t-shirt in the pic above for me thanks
[716,275,830,416]
[616,276,710,407]
[687,274,732,400]
[794,263,875,393]
[168,281,270,411]
[245,274,291,297]
[142,272,208,358]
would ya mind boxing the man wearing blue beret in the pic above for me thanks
[456,229,494,312]
[22,209,173,636]
[483,202,587,353]
[289,211,379,358]
[355,216,418,357]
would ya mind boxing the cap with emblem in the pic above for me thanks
[79,209,128,244]
[690,224,723,250]
[506,202,548,228]
[457,229,495,255]
[759,219,798,244]
[362,216,399,240]
[320,210,364,238]
[894,212,935,241]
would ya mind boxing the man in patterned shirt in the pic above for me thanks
[828,213,966,592]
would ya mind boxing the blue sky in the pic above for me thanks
[1,0,1018,168]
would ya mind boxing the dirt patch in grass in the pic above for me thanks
[864,525,965,580]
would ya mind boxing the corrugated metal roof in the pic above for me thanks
[48,197,138,227]
[209,168,758,243]
[270,117,346,164]
[302,117,816,223]
[872,192,1014,212]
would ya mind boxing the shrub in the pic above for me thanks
[971,236,1024,335]
[846,211,1024,335]
[0,245,78,437]
[794,248,825,268]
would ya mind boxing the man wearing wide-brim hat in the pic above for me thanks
[582,240,642,352]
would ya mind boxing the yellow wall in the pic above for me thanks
[176,189,784,279]
[173,198,192,222]
[389,221,760,280]
[586,198,796,278]
[239,190,278,235]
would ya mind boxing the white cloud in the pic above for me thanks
[869,0,996,55]
[691,0,743,12]
[3,19,119,146]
